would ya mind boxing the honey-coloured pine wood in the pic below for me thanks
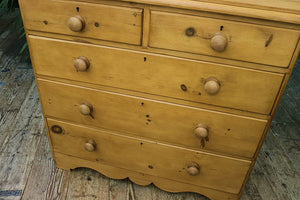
[47,118,251,195]
[29,35,284,115]
[200,0,300,14]
[54,152,240,200]
[1,42,297,200]
[17,0,300,199]
[37,78,268,158]
[2,13,300,200]
[149,11,299,67]
[19,0,143,45]
[105,0,300,24]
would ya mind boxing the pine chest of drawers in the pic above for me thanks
[19,0,300,199]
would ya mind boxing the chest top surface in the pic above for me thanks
[109,0,300,25]
[193,0,300,13]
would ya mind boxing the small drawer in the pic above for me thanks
[149,11,299,67]
[30,36,284,114]
[38,79,267,158]
[47,118,250,194]
[20,0,142,45]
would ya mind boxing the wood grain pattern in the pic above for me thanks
[26,30,292,74]
[109,179,128,200]
[270,58,300,173]
[253,130,300,200]
[29,36,284,115]
[34,73,270,120]
[54,152,240,200]
[152,187,209,200]
[65,168,109,200]
[19,0,143,45]
[1,14,299,199]
[0,42,51,198]
[0,83,43,199]
[21,134,69,200]
[200,0,300,14]
[0,61,34,134]
[37,78,268,158]
[0,19,68,200]
[108,0,300,25]
[149,11,299,67]
[60,0,300,30]
[142,6,150,48]
[47,118,251,194]
[19,0,300,199]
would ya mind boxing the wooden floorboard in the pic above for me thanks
[21,134,69,200]
[65,168,109,200]
[0,14,299,200]
[0,82,43,200]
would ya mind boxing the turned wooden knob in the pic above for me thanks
[84,139,96,152]
[194,124,209,138]
[210,33,227,52]
[74,56,90,72]
[204,77,220,95]
[68,15,85,32]
[79,103,93,115]
[187,162,200,176]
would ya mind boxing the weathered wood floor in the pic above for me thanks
[0,13,299,200]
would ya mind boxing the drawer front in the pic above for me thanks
[20,0,142,45]
[30,36,284,114]
[149,11,299,67]
[38,79,267,158]
[47,118,251,194]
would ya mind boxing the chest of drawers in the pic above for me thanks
[19,0,300,199]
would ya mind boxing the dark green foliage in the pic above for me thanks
[0,0,19,12]
[0,0,28,57]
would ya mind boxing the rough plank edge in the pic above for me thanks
[54,152,239,200]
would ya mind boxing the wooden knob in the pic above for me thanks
[187,162,200,176]
[210,33,227,52]
[79,103,93,115]
[74,56,90,72]
[84,139,96,152]
[68,15,85,32]
[204,77,220,95]
[194,124,208,138]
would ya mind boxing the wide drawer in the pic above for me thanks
[30,36,284,114]
[149,11,299,67]
[47,118,251,194]
[20,0,142,45]
[38,79,267,158]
